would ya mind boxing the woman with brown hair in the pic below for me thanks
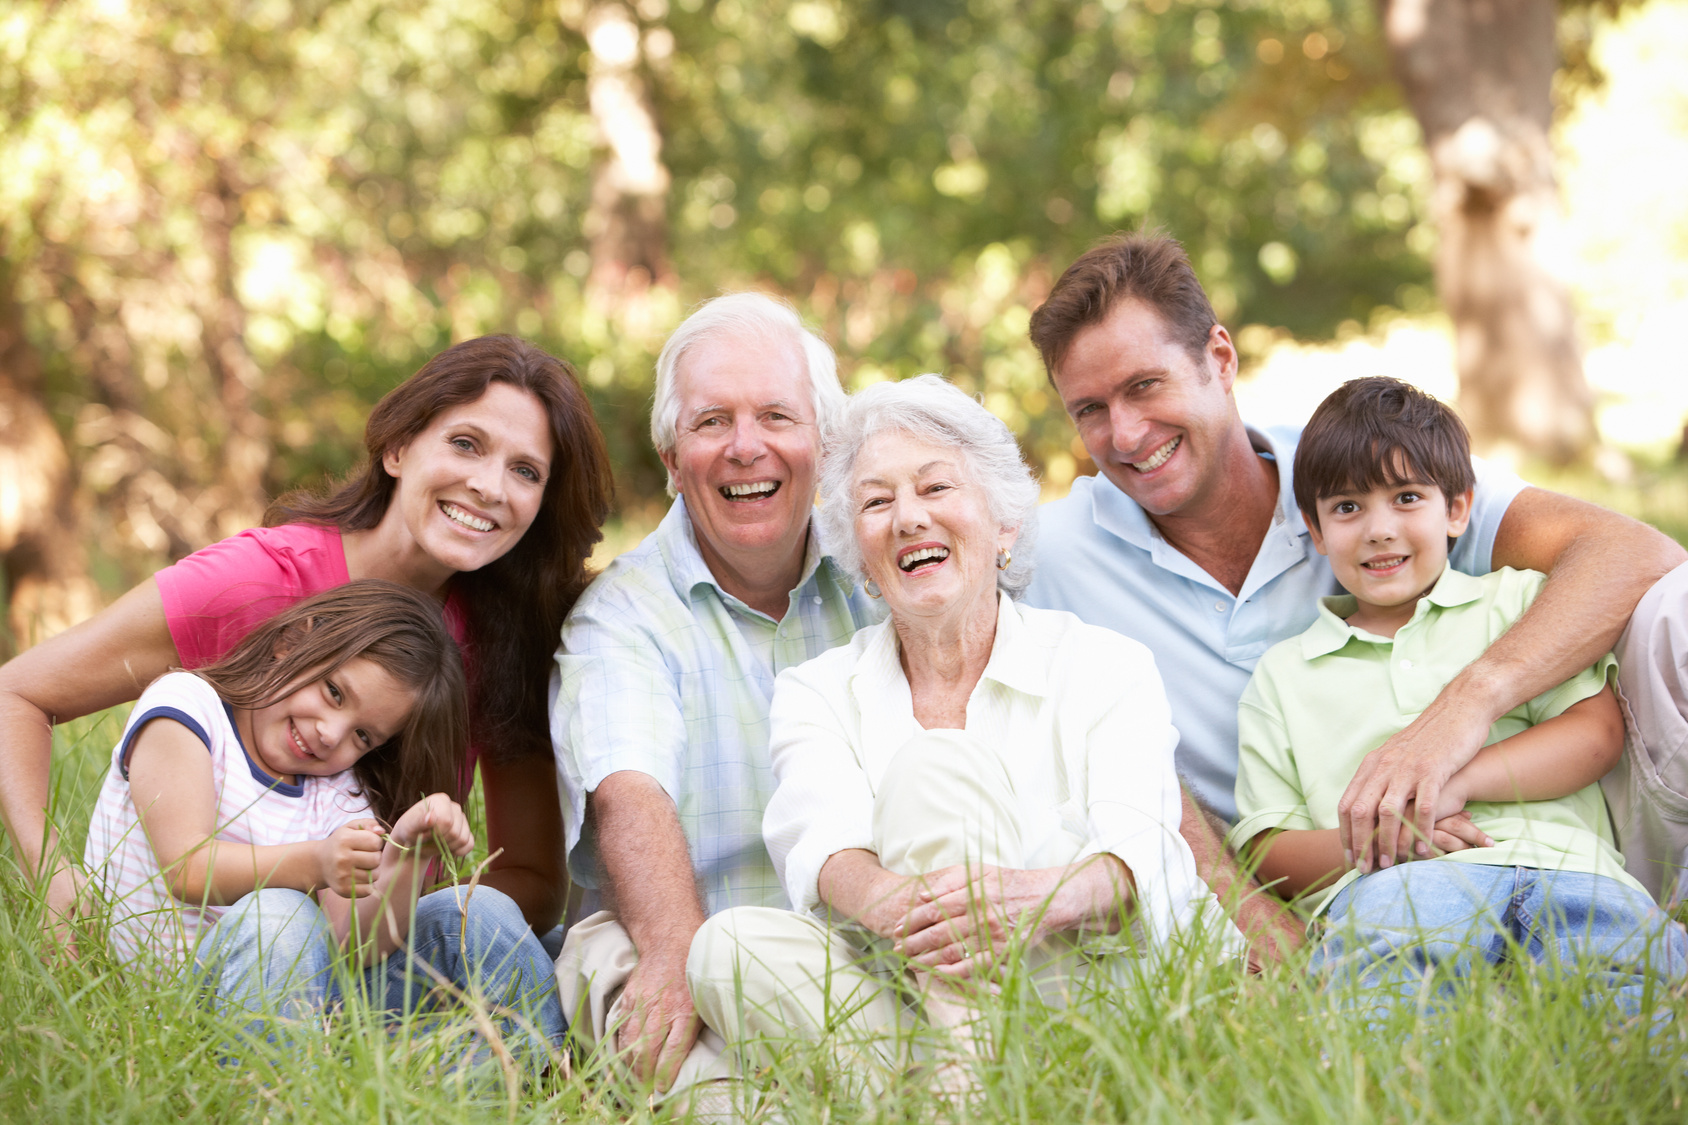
[0,335,611,1005]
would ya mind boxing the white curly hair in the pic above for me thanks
[819,374,1041,598]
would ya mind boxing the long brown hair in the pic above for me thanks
[267,336,614,762]
[194,581,467,826]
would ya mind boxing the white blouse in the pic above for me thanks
[764,595,1239,954]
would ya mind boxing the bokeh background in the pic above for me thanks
[2,0,1686,656]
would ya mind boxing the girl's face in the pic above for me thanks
[239,657,417,785]
[380,382,554,590]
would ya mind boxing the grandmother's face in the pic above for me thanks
[851,430,1014,623]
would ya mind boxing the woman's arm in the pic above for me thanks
[318,794,475,964]
[477,753,567,930]
[0,579,179,922]
[127,718,385,903]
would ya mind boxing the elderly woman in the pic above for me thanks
[685,375,1241,1085]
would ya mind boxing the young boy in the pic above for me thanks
[1227,376,1686,1016]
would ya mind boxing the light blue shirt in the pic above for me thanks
[552,496,882,916]
[1023,424,1526,822]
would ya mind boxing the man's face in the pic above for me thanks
[659,330,822,580]
[1052,299,1241,519]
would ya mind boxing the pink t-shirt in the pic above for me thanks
[153,523,478,778]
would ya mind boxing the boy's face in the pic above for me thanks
[1306,477,1474,624]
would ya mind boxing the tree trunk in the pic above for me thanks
[581,2,672,303]
[0,264,99,655]
[198,162,271,538]
[1381,0,1594,464]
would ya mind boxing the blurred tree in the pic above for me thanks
[1381,0,1594,464]
[8,0,1619,640]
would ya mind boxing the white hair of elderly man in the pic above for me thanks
[649,292,846,484]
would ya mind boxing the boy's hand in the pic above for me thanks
[318,819,385,897]
[389,793,475,860]
[1386,806,1495,862]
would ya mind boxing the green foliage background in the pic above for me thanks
[1,0,1448,583]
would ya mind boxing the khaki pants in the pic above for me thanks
[1607,561,1688,904]
[687,730,1136,1086]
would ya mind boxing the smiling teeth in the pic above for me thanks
[1132,437,1180,472]
[899,546,950,571]
[723,482,779,499]
[1363,557,1406,569]
[441,502,493,531]
[290,722,310,758]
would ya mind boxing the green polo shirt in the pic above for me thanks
[1227,565,1638,919]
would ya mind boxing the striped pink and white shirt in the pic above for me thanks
[84,672,372,966]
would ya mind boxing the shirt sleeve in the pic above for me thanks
[550,580,691,885]
[1070,630,1243,955]
[763,656,877,916]
[153,525,347,668]
[1450,454,1529,578]
[1228,660,1317,852]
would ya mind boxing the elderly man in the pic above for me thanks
[550,292,879,1096]
[1023,232,1688,949]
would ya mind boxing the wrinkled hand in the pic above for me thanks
[388,793,474,860]
[317,819,385,897]
[613,953,701,1092]
[1338,707,1487,874]
[892,865,1071,980]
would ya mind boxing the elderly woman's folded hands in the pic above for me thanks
[889,857,1136,978]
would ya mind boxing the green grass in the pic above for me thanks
[5,711,1688,1122]
[7,460,1688,1122]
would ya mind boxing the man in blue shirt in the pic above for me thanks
[1022,232,1687,958]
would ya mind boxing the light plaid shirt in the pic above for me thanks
[552,496,881,916]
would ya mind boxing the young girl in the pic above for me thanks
[84,580,472,987]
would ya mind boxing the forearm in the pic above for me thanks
[1247,829,1345,899]
[592,771,704,961]
[816,848,918,937]
[0,690,58,874]
[478,752,568,930]
[333,854,429,962]
[1449,689,1623,805]
[1466,504,1683,733]
[165,839,326,906]
[1181,789,1305,959]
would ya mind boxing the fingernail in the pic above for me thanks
[892,922,904,936]
[1379,854,1392,869]
[1343,850,1353,868]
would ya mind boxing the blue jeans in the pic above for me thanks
[195,885,567,1063]
[1312,863,1688,1022]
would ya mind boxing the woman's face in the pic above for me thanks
[851,430,1013,626]
[381,382,554,584]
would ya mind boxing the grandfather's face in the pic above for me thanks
[659,330,821,580]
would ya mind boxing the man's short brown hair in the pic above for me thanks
[1293,376,1475,531]
[1029,230,1218,378]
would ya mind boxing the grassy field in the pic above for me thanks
[6,460,1688,1122]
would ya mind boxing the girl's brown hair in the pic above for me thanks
[194,581,468,827]
[266,336,613,763]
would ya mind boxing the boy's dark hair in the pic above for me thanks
[193,580,468,827]
[1293,377,1475,530]
[1029,229,1218,379]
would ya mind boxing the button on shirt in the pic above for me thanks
[552,496,882,916]
[1023,425,1526,822]
[1227,565,1635,919]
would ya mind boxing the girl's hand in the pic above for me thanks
[318,819,385,897]
[389,793,475,860]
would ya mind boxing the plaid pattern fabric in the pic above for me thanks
[552,497,881,916]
